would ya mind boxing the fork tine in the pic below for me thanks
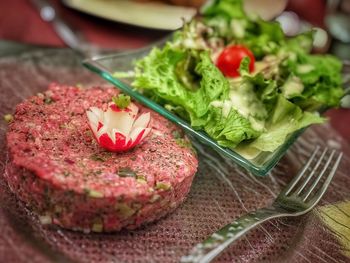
[295,148,329,196]
[302,150,335,201]
[284,146,320,195]
[305,152,343,205]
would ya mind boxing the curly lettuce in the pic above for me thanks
[133,44,230,127]
[130,0,344,154]
[281,53,344,111]
[240,95,324,153]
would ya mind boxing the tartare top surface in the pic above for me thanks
[7,84,198,198]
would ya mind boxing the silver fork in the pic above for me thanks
[181,146,343,263]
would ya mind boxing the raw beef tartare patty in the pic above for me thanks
[5,84,198,232]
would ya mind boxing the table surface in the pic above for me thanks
[0,0,167,49]
[0,47,349,263]
[0,1,350,262]
[1,0,349,145]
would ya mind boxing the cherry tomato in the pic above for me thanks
[216,45,255,77]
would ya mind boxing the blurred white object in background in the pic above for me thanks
[275,11,329,51]
[313,27,329,49]
[243,0,288,20]
[63,0,196,30]
[326,13,350,43]
[275,11,301,36]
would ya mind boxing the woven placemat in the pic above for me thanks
[0,49,349,263]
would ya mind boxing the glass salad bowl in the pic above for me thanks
[83,48,306,176]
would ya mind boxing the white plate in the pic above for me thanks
[62,0,197,30]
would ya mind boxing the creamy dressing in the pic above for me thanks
[182,38,207,50]
[252,61,268,74]
[249,117,265,131]
[281,76,304,99]
[297,64,315,74]
[230,20,245,38]
[211,80,267,131]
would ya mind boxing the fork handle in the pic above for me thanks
[181,208,281,263]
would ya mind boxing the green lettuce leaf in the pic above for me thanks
[239,95,324,152]
[201,0,245,19]
[283,31,313,53]
[202,0,285,58]
[204,106,261,148]
[239,56,251,75]
[130,0,343,155]
[133,44,229,127]
[282,53,344,110]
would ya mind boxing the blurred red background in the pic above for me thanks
[0,0,349,142]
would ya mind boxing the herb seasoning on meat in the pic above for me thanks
[5,84,198,232]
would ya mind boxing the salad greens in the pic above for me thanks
[133,48,229,127]
[132,0,344,157]
[112,94,131,109]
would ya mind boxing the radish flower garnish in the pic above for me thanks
[86,95,151,152]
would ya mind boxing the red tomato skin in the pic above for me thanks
[216,45,255,77]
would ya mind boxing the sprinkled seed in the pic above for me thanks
[229,226,236,231]
[118,167,137,177]
[85,189,103,198]
[3,114,13,123]
[115,203,136,219]
[155,182,171,191]
[39,215,52,225]
[150,194,161,203]
[212,233,224,240]
[92,223,103,232]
